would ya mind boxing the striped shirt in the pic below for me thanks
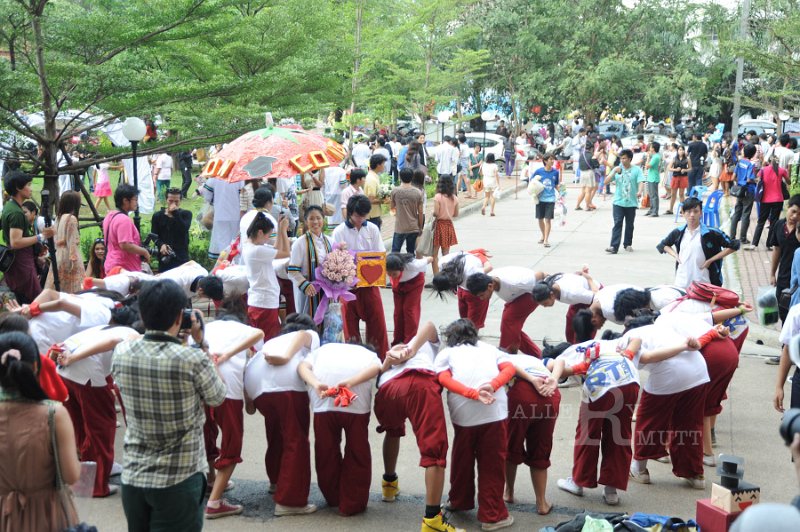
[111,331,226,488]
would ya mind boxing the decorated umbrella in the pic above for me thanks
[201,126,346,182]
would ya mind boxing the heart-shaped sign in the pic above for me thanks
[360,264,384,285]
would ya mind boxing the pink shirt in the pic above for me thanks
[759,165,788,203]
[102,211,142,272]
[434,193,457,220]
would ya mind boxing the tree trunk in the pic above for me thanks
[31,10,60,199]
[347,0,363,163]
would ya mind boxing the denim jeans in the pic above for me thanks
[729,195,754,241]
[610,205,636,250]
[392,232,418,254]
[121,472,206,532]
[688,166,704,190]
[646,181,659,215]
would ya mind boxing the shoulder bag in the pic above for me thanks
[48,405,82,531]
[0,244,15,273]
[417,217,436,257]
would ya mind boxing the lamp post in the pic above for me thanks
[437,110,453,144]
[122,117,147,232]
[481,110,494,149]
[778,110,791,136]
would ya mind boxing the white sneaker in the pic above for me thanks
[603,487,619,506]
[629,468,651,484]
[703,455,716,467]
[683,476,706,489]
[557,477,584,496]
[274,503,317,516]
[557,376,581,388]
[656,455,671,464]
[743,244,756,250]
[481,515,514,531]
[110,462,123,476]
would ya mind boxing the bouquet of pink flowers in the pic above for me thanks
[319,242,357,286]
[311,243,357,336]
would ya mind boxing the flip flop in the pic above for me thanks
[544,243,551,247]
[538,239,544,244]
[574,206,583,211]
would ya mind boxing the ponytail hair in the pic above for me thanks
[0,331,47,401]
[386,253,414,273]
[532,273,563,302]
[430,253,467,299]
[247,211,275,240]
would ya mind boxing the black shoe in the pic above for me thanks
[605,247,618,254]
[643,212,652,217]
[740,239,751,245]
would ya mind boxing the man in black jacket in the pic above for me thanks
[150,188,192,272]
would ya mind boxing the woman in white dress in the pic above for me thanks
[287,206,333,320]
[480,153,501,216]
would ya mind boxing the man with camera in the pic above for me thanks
[150,188,192,272]
[112,279,226,531]
[103,184,150,273]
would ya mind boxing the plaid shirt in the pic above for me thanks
[112,331,226,488]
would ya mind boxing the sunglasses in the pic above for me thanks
[94,238,105,244]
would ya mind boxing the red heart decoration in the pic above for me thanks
[361,264,383,284]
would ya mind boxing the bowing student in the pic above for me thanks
[532,268,601,343]
[386,253,432,345]
[431,250,494,330]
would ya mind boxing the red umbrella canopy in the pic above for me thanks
[201,126,346,182]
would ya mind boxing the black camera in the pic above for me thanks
[780,408,800,445]
[142,232,176,261]
[180,308,203,331]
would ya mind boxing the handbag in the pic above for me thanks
[417,218,436,257]
[641,194,650,208]
[754,179,765,202]
[779,286,797,317]
[730,184,742,198]
[0,244,15,273]
[48,405,82,531]
[782,179,790,200]
[473,179,484,193]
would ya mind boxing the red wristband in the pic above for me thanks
[29,302,42,317]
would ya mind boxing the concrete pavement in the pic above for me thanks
[79,175,797,531]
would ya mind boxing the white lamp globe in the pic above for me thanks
[481,110,495,122]
[778,110,791,122]
[122,117,147,142]
[437,110,453,123]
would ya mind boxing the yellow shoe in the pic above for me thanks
[381,478,399,502]
[422,512,465,532]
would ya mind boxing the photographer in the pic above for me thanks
[112,279,226,531]
[150,188,192,272]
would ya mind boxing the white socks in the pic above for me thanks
[631,459,648,473]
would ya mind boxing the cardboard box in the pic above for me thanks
[697,498,739,532]
[355,252,386,288]
[711,481,760,514]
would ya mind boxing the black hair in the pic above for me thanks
[166,188,182,197]
[281,312,317,334]
[431,253,467,298]
[252,187,273,209]
[623,310,659,332]
[572,309,597,343]
[0,331,47,401]
[465,273,492,295]
[541,339,571,361]
[247,211,275,239]
[619,149,634,160]
[369,154,387,170]
[399,168,413,184]
[346,194,371,219]
[0,313,30,334]
[458,134,466,144]
[57,190,81,218]
[138,280,188,332]
[436,174,455,198]
[743,143,757,159]
[601,330,622,340]
[485,153,496,163]
[788,195,800,209]
[303,205,324,219]
[349,168,366,185]
[613,288,651,323]
[114,184,139,210]
[443,318,478,347]
[780,133,791,147]
[217,295,247,323]
[198,275,224,301]
[110,304,140,328]
[411,169,426,189]
[682,197,702,212]
[386,253,414,272]
[532,273,563,303]
[3,170,32,197]
[21,200,38,214]
[651,141,660,153]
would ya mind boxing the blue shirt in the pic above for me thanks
[534,167,560,203]
[397,146,409,170]
[791,248,800,308]
[734,159,756,191]
[612,165,642,207]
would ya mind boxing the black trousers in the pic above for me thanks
[610,205,636,251]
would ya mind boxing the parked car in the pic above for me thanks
[597,121,628,139]
[620,134,679,150]
[737,119,777,136]
[463,132,533,165]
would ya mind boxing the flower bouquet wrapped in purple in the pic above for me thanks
[311,242,357,343]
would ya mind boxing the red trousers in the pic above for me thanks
[500,294,541,357]
[572,383,639,490]
[374,371,448,468]
[731,326,748,354]
[253,391,311,507]
[634,385,707,479]
[313,412,371,516]
[701,337,739,416]
[449,420,509,524]
[203,406,219,463]
[341,286,388,360]
[63,379,116,497]
[457,287,489,329]
[392,273,425,346]
[208,399,244,470]
[248,306,281,342]
[507,381,561,469]
[278,277,296,315]
[565,303,593,344]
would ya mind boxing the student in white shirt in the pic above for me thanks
[153,153,173,203]
[244,314,320,516]
[86,261,224,303]
[56,322,140,498]
[466,266,546,357]
[775,302,800,414]
[375,322,459,532]
[297,341,382,516]
[435,319,515,530]
[431,250,493,330]
[533,269,601,343]
[385,253,432,346]
[199,305,264,519]
[331,195,389,358]
[242,212,290,341]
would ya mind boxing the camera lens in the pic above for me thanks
[779,408,800,445]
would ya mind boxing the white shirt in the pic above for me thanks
[159,261,209,299]
[398,258,429,283]
[594,284,636,323]
[379,341,438,387]
[204,320,264,400]
[506,353,551,380]
[493,266,540,302]
[324,166,347,225]
[675,226,709,289]
[780,304,800,345]
[440,252,484,290]
[304,343,381,414]
[332,221,385,253]
[774,145,795,170]
[622,321,709,395]
[155,153,173,181]
[242,242,279,309]
[352,143,372,168]
[661,297,749,342]
[556,273,596,305]
[434,342,510,427]
[436,144,459,175]
[30,293,115,354]
[102,271,154,296]
[245,330,321,396]
[216,264,249,298]
[558,339,640,402]
[59,326,138,386]
[239,209,278,244]
[199,178,244,222]
[289,232,332,282]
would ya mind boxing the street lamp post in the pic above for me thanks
[778,110,791,136]
[122,117,147,232]
[437,110,453,144]
[480,110,494,149]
